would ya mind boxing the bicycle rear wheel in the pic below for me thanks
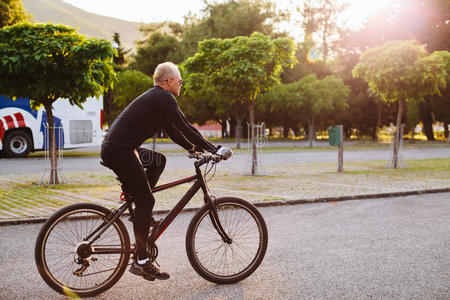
[186,197,268,284]
[35,203,131,298]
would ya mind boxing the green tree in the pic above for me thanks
[342,0,449,140]
[294,74,349,147]
[104,32,130,127]
[114,70,153,110]
[406,99,421,142]
[177,0,279,60]
[431,88,450,140]
[175,0,283,136]
[179,70,230,137]
[0,22,116,183]
[256,82,302,137]
[353,40,449,168]
[281,42,331,83]
[183,32,296,174]
[331,52,398,141]
[0,0,30,27]
[297,0,348,62]
[129,31,180,76]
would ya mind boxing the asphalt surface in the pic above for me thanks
[0,193,448,299]
[1,147,449,175]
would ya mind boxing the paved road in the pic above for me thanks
[0,193,448,299]
[1,147,449,175]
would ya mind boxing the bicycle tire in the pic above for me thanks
[35,203,131,298]
[186,197,268,284]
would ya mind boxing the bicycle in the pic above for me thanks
[35,152,268,298]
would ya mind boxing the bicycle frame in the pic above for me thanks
[87,161,231,256]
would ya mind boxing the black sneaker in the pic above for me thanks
[129,260,170,280]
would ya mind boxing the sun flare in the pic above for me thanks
[343,0,394,28]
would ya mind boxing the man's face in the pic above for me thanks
[167,71,183,97]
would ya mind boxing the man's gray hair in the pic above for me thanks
[154,62,179,84]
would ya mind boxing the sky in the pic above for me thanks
[63,0,393,29]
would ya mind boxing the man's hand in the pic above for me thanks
[188,146,203,158]
[216,147,233,160]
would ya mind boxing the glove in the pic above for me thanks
[216,146,233,160]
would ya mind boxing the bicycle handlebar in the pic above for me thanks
[190,153,222,167]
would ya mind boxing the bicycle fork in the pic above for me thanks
[203,191,232,244]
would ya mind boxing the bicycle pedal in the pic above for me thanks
[142,275,155,281]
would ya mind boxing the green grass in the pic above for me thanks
[342,158,450,176]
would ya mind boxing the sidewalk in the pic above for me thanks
[1,157,449,224]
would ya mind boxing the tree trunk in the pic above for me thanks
[230,118,236,138]
[444,122,449,141]
[218,119,226,138]
[249,102,255,125]
[283,126,289,138]
[373,102,382,141]
[420,98,435,141]
[322,21,328,63]
[235,116,244,149]
[308,115,315,148]
[44,102,59,184]
[391,100,404,169]
[410,124,416,143]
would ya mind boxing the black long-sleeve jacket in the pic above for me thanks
[103,86,217,152]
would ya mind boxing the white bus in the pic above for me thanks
[0,95,103,157]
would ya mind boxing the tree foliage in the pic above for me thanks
[183,32,296,123]
[296,74,349,145]
[281,42,331,83]
[256,82,301,136]
[114,70,153,109]
[129,31,180,76]
[297,0,348,62]
[177,0,280,60]
[256,74,349,141]
[0,23,117,105]
[111,32,130,69]
[353,41,448,103]
[103,32,130,126]
[353,40,449,167]
[338,0,450,140]
[0,0,30,27]
[0,22,116,182]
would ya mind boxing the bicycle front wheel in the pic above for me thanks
[35,203,131,298]
[186,197,268,284]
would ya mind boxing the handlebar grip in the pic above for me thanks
[194,153,223,167]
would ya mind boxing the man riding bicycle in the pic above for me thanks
[101,62,231,280]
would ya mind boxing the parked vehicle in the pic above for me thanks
[0,95,103,158]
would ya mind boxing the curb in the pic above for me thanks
[0,188,449,226]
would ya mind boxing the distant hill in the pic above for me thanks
[22,0,143,51]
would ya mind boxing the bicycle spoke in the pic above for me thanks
[191,201,264,279]
[42,208,127,291]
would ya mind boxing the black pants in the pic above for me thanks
[101,145,166,259]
